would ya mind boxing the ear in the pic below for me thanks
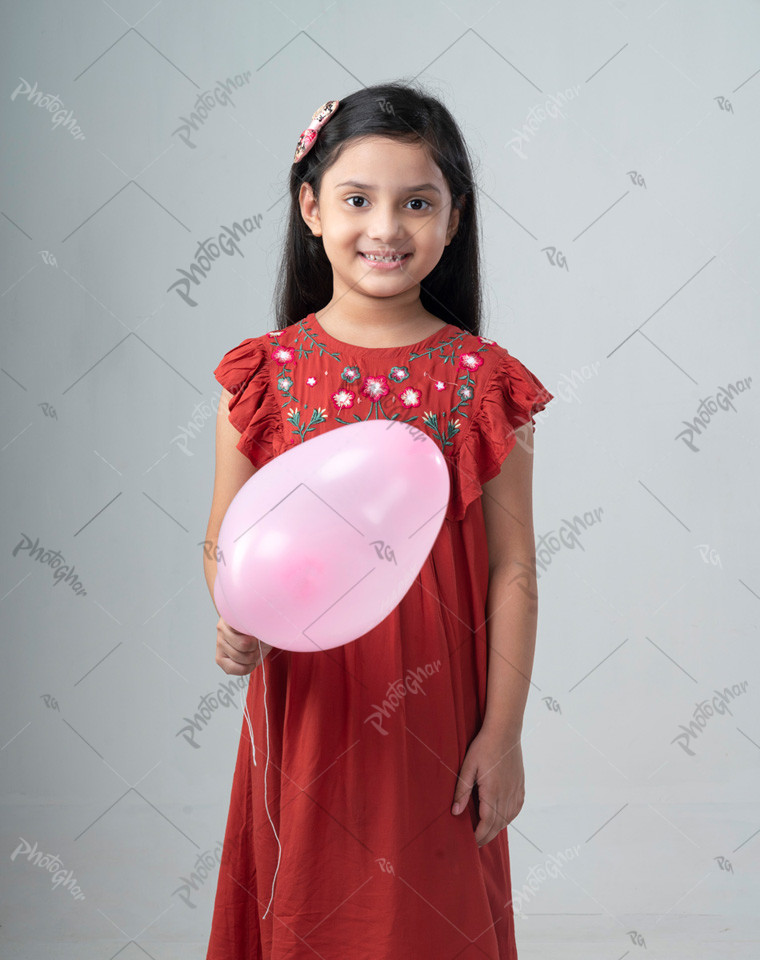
[298,181,323,238]
[446,195,465,245]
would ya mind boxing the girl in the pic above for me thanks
[203,80,554,960]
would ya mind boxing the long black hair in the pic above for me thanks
[272,79,483,336]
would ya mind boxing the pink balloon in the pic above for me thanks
[213,419,449,653]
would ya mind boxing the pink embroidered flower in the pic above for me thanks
[457,352,484,373]
[331,388,355,411]
[457,384,474,402]
[340,365,361,383]
[361,375,391,402]
[389,366,409,383]
[422,370,448,392]
[306,376,317,386]
[399,387,422,408]
[272,344,296,366]
[277,375,294,393]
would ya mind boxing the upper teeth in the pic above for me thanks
[363,253,406,261]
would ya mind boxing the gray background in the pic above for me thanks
[2,1,759,958]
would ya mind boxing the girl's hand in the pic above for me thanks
[216,617,273,675]
[451,727,525,847]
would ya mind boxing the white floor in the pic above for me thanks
[2,917,759,960]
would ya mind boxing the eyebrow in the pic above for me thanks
[334,180,442,194]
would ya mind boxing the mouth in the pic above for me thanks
[359,252,412,267]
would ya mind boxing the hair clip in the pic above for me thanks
[292,100,340,164]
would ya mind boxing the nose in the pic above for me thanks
[366,201,405,241]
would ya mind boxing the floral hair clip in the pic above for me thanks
[292,99,340,164]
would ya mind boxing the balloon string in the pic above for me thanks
[423,369,460,388]
[240,641,281,920]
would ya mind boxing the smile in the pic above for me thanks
[359,252,411,269]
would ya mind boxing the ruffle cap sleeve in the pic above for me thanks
[213,336,282,469]
[447,349,554,522]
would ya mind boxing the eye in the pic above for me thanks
[344,196,433,211]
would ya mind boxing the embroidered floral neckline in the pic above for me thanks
[301,312,455,354]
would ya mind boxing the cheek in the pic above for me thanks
[321,225,354,255]
[328,220,359,247]
[417,215,448,244]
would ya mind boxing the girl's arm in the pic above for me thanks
[479,423,539,747]
[203,389,274,677]
[203,388,257,608]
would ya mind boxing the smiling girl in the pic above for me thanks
[204,80,554,960]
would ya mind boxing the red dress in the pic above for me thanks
[207,312,554,960]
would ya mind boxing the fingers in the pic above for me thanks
[473,791,497,847]
[216,618,272,675]
[453,775,502,847]
[473,790,514,847]
[217,650,258,676]
[453,744,518,846]
[451,766,475,815]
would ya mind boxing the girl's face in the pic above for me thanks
[298,135,460,313]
